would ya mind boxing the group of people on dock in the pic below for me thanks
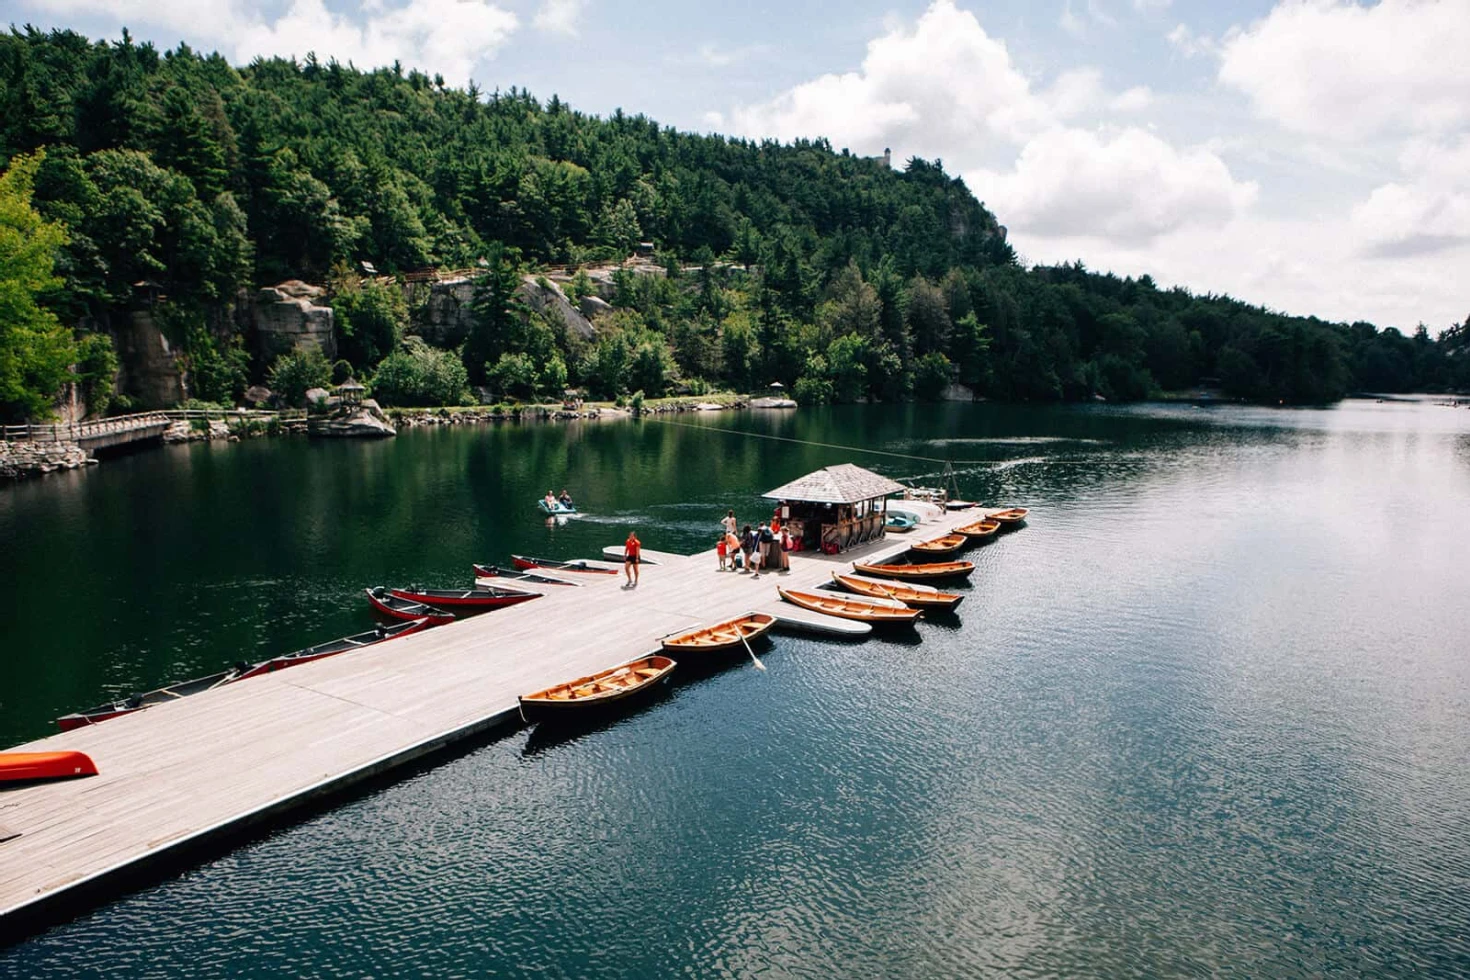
[716,509,791,577]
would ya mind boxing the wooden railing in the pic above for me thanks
[2,409,305,444]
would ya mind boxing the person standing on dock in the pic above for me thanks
[740,524,756,574]
[721,509,737,537]
[757,522,776,577]
[624,531,642,586]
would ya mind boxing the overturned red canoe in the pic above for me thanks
[0,751,98,783]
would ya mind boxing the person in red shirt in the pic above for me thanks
[624,531,642,586]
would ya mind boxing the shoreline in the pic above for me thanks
[0,396,751,482]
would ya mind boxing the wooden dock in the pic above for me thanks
[0,506,989,938]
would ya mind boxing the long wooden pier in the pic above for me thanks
[0,506,987,939]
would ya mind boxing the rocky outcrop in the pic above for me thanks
[113,310,187,408]
[415,278,478,347]
[163,419,232,443]
[243,385,274,408]
[308,398,396,438]
[518,276,596,342]
[254,281,336,362]
[1,440,94,479]
[578,294,613,320]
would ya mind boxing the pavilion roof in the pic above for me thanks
[762,463,905,504]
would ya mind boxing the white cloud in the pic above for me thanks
[724,0,1163,158]
[967,127,1257,243]
[235,0,518,84]
[724,1,1247,247]
[1060,1,1086,37]
[1219,0,1470,140]
[1352,136,1470,257]
[1133,0,1172,9]
[19,0,518,85]
[1166,23,1215,58]
[532,0,585,35]
[669,42,771,69]
[1109,85,1152,112]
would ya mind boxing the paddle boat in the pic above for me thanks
[831,573,964,610]
[518,655,677,722]
[884,510,920,532]
[660,613,777,656]
[776,587,923,624]
[537,499,577,515]
[0,751,98,783]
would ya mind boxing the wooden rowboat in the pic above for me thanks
[954,518,1001,541]
[851,560,975,581]
[909,533,968,556]
[0,751,98,783]
[58,617,434,731]
[388,584,541,612]
[661,613,777,654]
[472,563,580,586]
[366,587,456,625]
[989,507,1029,527]
[777,587,922,624]
[512,554,620,575]
[518,655,677,722]
[832,573,964,610]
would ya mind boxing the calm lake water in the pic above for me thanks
[3,400,1470,976]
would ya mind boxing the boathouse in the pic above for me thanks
[764,463,905,554]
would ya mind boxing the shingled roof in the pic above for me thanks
[762,463,905,504]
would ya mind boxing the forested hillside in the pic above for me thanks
[1,27,1465,420]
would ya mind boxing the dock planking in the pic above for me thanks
[0,505,992,937]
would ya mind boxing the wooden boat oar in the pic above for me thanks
[738,622,766,671]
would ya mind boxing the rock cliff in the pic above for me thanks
[410,275,596,347]
[254,281,336,362]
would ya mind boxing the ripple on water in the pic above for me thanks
[5,402,1470,978]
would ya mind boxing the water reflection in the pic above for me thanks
[4,400,1470,976]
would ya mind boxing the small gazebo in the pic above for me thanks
[763,463,905,554]
[338,378,366,406]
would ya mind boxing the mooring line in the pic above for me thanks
[638,415,973,466]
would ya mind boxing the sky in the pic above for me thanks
[9,0,1470,333]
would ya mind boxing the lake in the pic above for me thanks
[3,400,1469,976]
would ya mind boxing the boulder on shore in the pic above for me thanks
[308,402,396,439]
[243,385,274,408]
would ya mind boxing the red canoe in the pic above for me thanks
[366,587,457,625]
[0,751,98,783]
[388,584,541,610]
[511,555,620,575]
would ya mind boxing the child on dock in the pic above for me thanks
[717,534,729,571]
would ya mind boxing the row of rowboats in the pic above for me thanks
[44,511,1025,739]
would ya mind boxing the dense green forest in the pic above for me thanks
[1,27,1465,421]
